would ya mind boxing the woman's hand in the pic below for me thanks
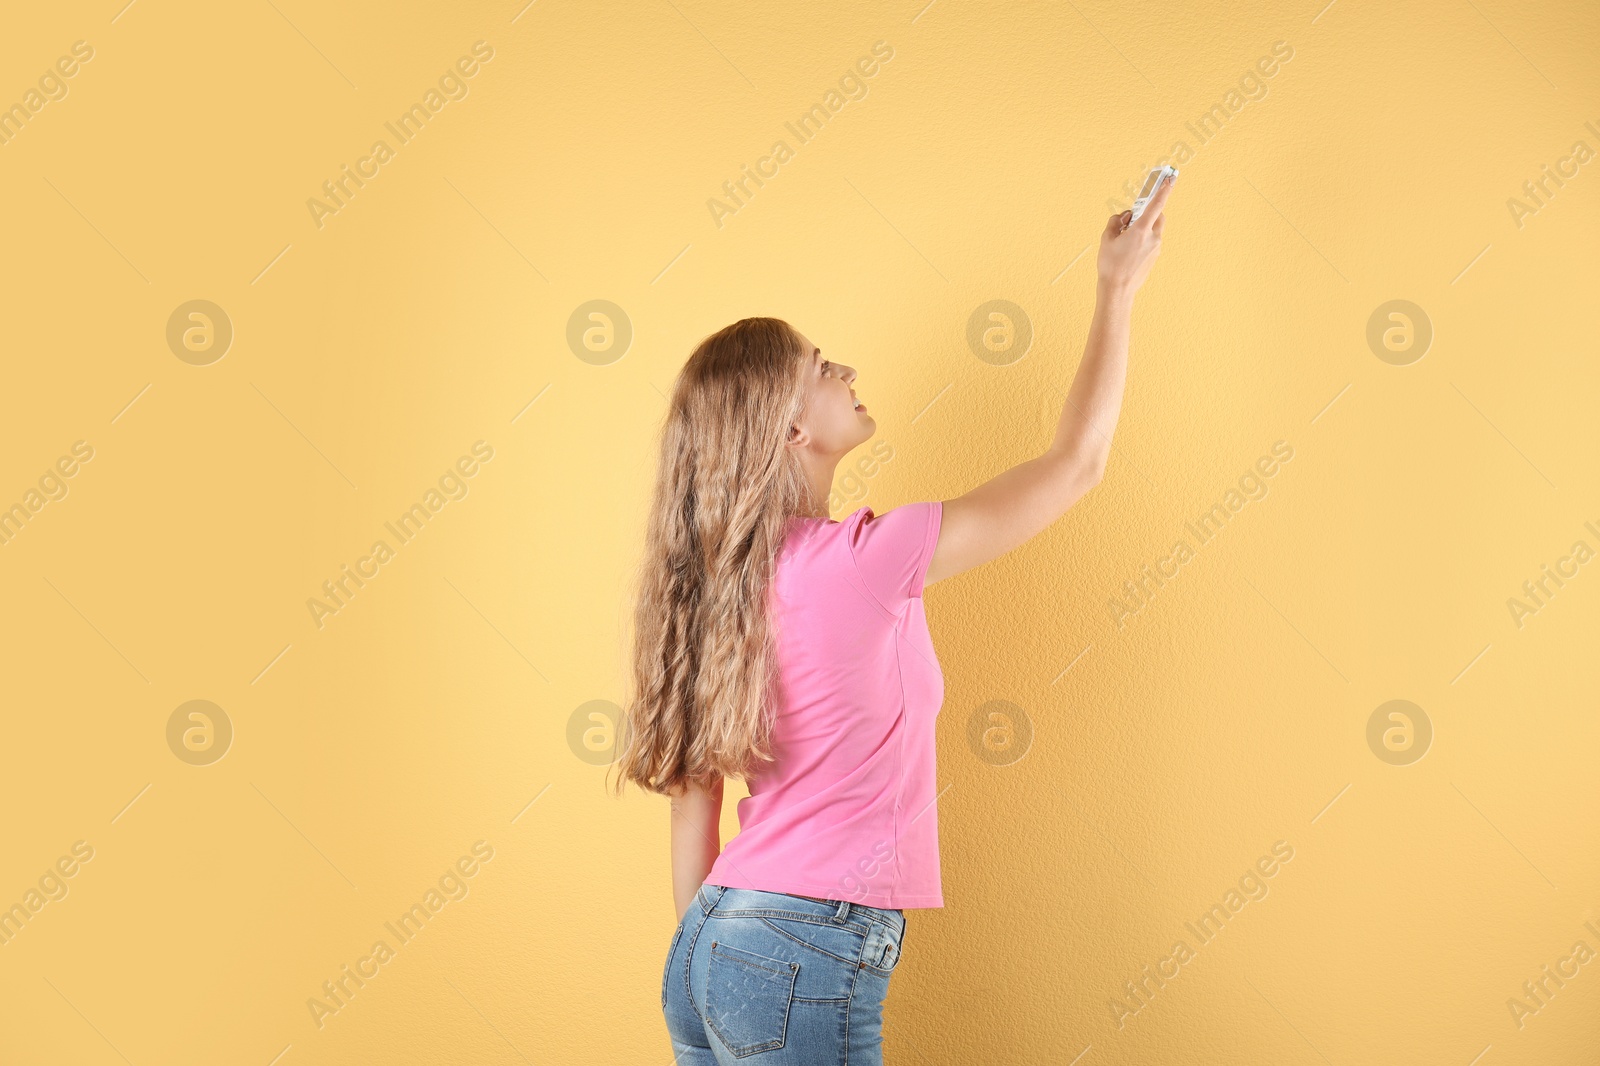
[1096,171,1175,297]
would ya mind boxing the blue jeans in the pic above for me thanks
[663,883,907,1063]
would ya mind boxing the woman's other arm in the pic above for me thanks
[925,173,1175,587]
[668,775,724,922]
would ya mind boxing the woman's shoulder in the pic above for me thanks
[783,502,939,550]
[782,502,942,604]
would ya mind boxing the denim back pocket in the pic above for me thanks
[661,920,685,1012]
[705,939,799,1057]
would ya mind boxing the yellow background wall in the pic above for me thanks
[1,0,1596,1063]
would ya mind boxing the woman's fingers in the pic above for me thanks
[1151,212,1165,238]
[1105,211,1127,239]
[1132,172,1176,230]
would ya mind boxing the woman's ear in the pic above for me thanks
[786,422,807,446]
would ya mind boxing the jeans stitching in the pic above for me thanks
[662,921,684,1012]
[709,940,797,976]
[744,907,877,937]
[710,902,890,938]
[843,928,863,1066]
[709,887,905,935]
[856,920,903,978]
[682,898,711,1026]
[753,914,863,967]
[865,942,902,976]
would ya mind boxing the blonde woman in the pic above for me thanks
[614,174,1174,1064]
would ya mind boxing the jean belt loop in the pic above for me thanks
[835,900,851,923]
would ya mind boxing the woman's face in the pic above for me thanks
[790,330,874,455]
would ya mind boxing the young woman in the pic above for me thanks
[613,174,1175,1064]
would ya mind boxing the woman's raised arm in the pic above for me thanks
[925,173,1175,587]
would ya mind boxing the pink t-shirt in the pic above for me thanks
[703,501,946,909]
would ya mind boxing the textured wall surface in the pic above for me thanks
[1,1,1597,1063]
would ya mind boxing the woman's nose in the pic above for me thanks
[842,364,858,382]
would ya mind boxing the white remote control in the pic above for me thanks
[1129,165,1178,223]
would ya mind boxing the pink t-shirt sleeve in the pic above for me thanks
[844,501,943,608]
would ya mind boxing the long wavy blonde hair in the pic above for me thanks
[610,317,815,797]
